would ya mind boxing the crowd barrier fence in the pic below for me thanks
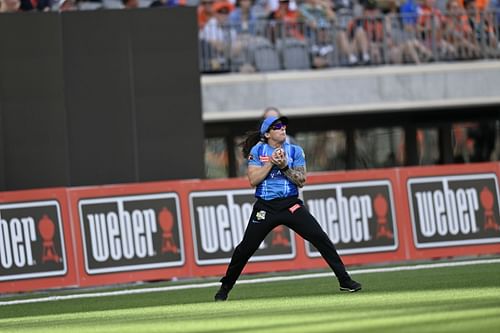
[199,10,500,73]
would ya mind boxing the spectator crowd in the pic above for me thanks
[196,0,499,72]
[1,0,499,72]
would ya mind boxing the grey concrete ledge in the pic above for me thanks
[201,60,500,122]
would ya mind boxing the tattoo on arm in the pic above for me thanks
[283,166,306,188]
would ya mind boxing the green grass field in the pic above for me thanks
[1,260,499,333]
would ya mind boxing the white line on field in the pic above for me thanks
[1,258,499,307]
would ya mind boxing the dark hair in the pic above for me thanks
[240,130,263,159]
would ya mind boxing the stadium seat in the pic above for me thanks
[251,38,281,72]
[278,38,311,70]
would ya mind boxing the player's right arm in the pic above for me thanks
[247,144,273,187]
[247,163,273,187]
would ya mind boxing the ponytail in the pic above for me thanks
[240,130,262,159]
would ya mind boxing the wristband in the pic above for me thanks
[280,165,289,172]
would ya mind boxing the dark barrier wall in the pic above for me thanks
[128,9,204,182]
[0,13,70,190]
[62,10,137,186]
[0,101,4,190]
[0,8,204,191]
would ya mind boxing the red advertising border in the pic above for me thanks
[1,162,499,294]
[67,181,193,288]
[399,162,500,260]
[0,188,78,293]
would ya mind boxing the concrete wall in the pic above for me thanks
[201,60,500,122]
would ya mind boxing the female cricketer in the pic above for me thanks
[214,115,362,301]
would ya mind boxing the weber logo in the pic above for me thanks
[79,193,184,274]
[408,174,500,248]
[189,190,296,265]
[302,180,398,256]
[0,201,66,281]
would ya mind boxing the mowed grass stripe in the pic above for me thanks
[2,258,499,306]
[0,262,499,333]
[0,289,498,333]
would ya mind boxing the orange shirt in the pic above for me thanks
[363,10,384,42]
[445,13,472,34]
[198,6,213,29]
[457,0,489,11]
[271,9,304,40]
[418,6,442,29]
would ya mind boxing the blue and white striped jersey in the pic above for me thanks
[248,141,306,200]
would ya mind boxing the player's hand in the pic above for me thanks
[271,147,287,169]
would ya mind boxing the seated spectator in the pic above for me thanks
[400,0,418,26]
[399,0,435,61]
[299,0,335,29]
[122,0,139,8]
[458,0,490,11]
[18,0,50,11]
[267,0,303,42]
[198,0,215,29]
[442,0,480,59]
[359,0,384,64]
[298,0,336,68]
[268,0,298,13]
[229,0,264,72]
[229,0,259,34]
[298,0,334,39]
[8,0,49,11]
[418,0,457,59]
[464,0,498,57]
[253,0,274,18]
[59,0,78,11]
[385,0,431,64]
[199,1,238,72]
[0,0,21,11]
[333,0,371,65]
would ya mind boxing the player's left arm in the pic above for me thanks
[282,165,306,188]
[271,146,307,188]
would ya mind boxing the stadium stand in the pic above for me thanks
[2,0,498,72]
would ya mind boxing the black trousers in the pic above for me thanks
[220,197,351,288]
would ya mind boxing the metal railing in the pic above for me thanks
[199,10,500,73]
